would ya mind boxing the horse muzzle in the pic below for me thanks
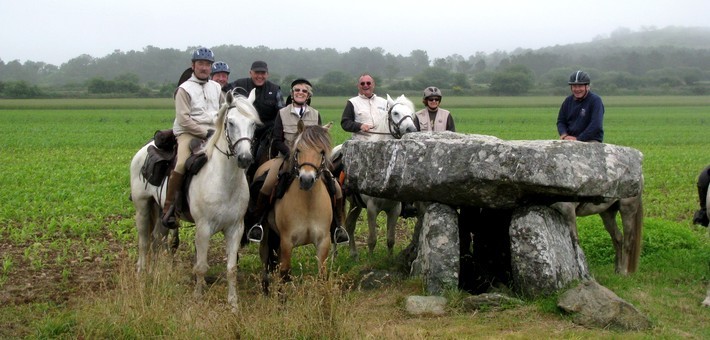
[298,172,316,190]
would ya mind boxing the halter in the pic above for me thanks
[387,103,414,139]
[291,149,327,179]
[214,105,253,158]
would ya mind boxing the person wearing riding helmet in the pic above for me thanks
[161,47,225,229]
[414,86,455,132]
[247,79,349,244]
[556,70,605,142]
[210,61,230,88]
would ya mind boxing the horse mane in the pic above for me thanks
[394,94,415,112]
[205,93,261,158]
[204,104,228,158]
[288,125,333,170]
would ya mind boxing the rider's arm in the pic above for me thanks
[272,115,289,156]
[340,101,362,133]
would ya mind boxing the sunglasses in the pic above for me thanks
[427,97,441,102]
[292,88,309,93]
[359,81,372,86]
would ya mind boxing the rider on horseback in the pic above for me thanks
[222,60,285,182]
[161,47,224,229]
[247,78,350,245]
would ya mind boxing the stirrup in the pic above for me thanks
[334,226,349,245]
[247,223,263,243]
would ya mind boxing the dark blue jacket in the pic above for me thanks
[556,91,604,142]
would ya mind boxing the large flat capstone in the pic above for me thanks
[341,132,643,208]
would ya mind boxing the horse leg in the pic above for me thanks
[345,203,362,259]
[551,202,580,245]
[385,204,401,257]
[224,225,243,311]
[316,237,331,280]
[703,283,710,307]
[279,239,293,284]
[168,228,180,255]
[260,225,281,295]
[135,200,154,273]
[193,225,211,298]
[599,206,625,275]
[619,195,643,274]
[366,207,379,255]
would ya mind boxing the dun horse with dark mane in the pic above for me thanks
[253,122,335,294]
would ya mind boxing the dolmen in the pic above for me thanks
[340,131,644,297]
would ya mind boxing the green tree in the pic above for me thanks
[1,81,43,98]
[489,64,534,96]
[412,67,453,90]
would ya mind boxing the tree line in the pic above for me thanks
[0,26,708,98]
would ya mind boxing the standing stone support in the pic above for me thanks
[509,205,591,297]
[411,203,459,295]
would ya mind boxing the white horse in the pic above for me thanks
[333,94,417,258]
[129,89,260,310]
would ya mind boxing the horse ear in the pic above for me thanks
[248,88,256,104]
[386,94,394,107]
[297,119,305,133]
[226,89,234,103]
[322,122,333,131]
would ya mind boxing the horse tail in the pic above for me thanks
[627,193,644,273]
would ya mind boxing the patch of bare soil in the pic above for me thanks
[0,229,126,306]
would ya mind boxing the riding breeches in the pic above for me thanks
[175,134,196,175]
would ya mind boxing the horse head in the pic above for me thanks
[207,89,262,168]
[290,123,332,191]
[386,94,418,139]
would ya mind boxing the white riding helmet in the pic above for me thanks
[423,86,442,99]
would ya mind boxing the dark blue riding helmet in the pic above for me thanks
[191,47,215,63]
[211,61,230,75]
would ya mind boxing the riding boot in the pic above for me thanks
[161,171,184,229]
[331,196,349,244]
[247,192,271,242]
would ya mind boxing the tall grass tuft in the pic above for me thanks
[66,254,356,339]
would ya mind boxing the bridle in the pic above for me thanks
[214,105,253,158]
[291,148,327,180]
[387,103,414,139]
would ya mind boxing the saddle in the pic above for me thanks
[139,129,211,222]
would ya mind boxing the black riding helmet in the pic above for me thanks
[286,78,312,105]
[568,70,591,85]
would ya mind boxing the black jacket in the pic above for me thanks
[223,78,284,126]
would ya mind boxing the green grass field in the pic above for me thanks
[1,96,709,338]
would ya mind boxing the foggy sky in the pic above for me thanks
[1,0,707,66]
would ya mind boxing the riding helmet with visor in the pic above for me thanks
[568,70,590,85]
